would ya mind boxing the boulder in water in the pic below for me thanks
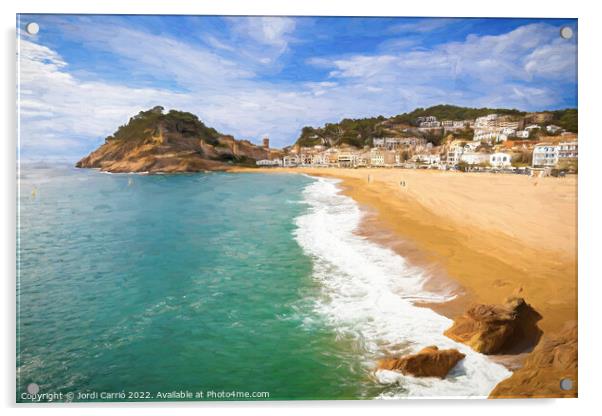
[377,346,465,379]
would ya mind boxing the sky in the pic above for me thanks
[17,15,577,161]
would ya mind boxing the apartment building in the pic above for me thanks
[546,125,563,134]
[282,155,301,167]
[489,152,512,168]
[337,151,359,168]
[446,140,465,166]
[532,143,559,167]
[558,141,578,160]
[370,148,396,167]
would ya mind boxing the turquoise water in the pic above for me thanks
[17,164,512,402]
[17,165,377,402]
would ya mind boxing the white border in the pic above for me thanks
[2,1,601,415]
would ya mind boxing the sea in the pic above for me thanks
[17,163,511,402]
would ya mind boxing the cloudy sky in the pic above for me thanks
[17,15,577,160]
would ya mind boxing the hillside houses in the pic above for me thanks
[472,114,522,143]
[258,112,578,174]
[533,140,578,169]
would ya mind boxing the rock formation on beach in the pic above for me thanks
[444,297,542,355]
[76,106,281,173]
[489,322,577,398]
[377,346,465,379]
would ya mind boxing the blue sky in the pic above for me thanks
[17,15,577,160]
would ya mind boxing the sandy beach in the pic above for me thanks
[232,166,577,397]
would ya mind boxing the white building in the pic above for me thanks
[399,137,427,147]
[419,121,441,128]
[558,141,578,160]
[337,151,359,168]
[256,159,282,167]
[475,114,499,128]
[369,149,397,167]
[473,130,500,143]
[532,143,558,168]
[461,152,490,165]
[370,148,385,167]
[282,155,301,167]
[446,141,465,166]
[546,125,563,134]
[489,152,512,168]
[311,152,328,166]
[373,136,427,149]
[299,153,314,166]
[516,130,530,139]
[373,138,386,148]
[413,153,441,165]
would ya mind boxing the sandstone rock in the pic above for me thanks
[377,346,465,379]
[444,297,542,354]
[490,321,577,398]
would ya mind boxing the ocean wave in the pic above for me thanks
[293,176,511,398]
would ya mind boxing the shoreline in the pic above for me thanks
[230,166,577,397]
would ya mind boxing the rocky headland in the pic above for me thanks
[76,106,280,173]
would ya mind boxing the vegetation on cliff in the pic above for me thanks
[391,104,526,125]
[106,106,222,145]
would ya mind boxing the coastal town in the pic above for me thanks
[257,112,578,176]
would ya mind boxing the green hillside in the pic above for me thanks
[106,106,222,145]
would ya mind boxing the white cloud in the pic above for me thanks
[17,35,363,158]
[226,17,296,66]
[389,18,459,34]
[57,20,255,90]
[314,23,576,108]
[325,23,574,83]
[18,37,192,159]
[523,39,577,80]
[230,17,295,48]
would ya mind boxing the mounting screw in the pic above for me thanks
[560,26,573,40]
[25,22,39,35]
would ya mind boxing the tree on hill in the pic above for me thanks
[107,106,222,145]
[391,104,525,125]
[550,109,577,133]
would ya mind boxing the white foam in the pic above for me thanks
[294,176,512,398]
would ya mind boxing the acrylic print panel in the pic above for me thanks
[16,14,578,402]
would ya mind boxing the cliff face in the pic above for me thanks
[76,106,275,173]
[489,322,577,398]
